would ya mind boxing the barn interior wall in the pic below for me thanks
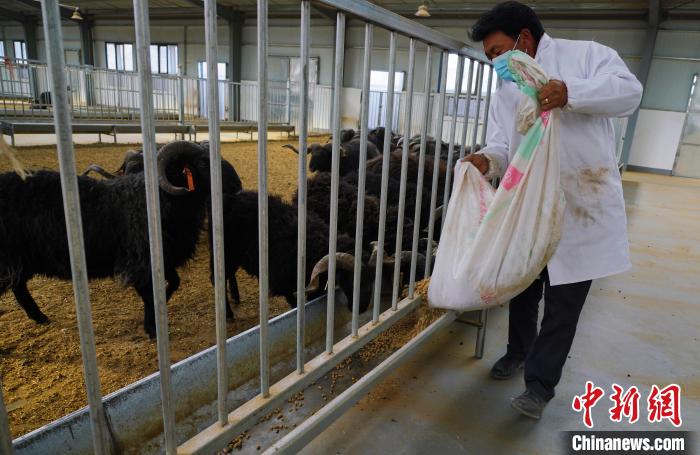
[1,15,697,169]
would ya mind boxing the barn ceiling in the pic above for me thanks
[0,0,699,21]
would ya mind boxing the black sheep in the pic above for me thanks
[357,150,448,235]
[366,127,401,150]
[295,172,415,256]
[328,129,356,144]
[0,141,234,338]
[220,190,385,312]
[82,145,243,315]
[283,138,380,176]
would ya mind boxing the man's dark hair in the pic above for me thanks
[470,1,545,43]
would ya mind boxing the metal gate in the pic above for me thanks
[0,0,494,453]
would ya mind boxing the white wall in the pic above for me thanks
[629,109,686,170]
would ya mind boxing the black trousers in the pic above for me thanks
[506,268,592,401]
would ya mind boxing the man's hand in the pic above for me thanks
[460,153,489,175]
[538,80,568,111]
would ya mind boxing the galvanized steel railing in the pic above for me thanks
[0,0,496,453]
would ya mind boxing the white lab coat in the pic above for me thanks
[482,33,643,286]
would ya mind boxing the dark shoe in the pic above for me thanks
[511,389,548,419]
[489,354,524,380]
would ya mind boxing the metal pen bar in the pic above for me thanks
[262,310,458,454]
[296,0,311,373]
[0,379,14,454]
[390,38,416,311]
[204,0,229,427]
[313,0,488,62]
[471,63,485,152]
[257,0,271,398]
[326,12,346,354]
[39,1,111,453]
[371,31,397,323]
[439,55,464,228]
[479,66,494,146]
[424,51,449,276]
[408,45,433,297]
[351,22,373,338]
[458,59,475,161]
[133,0,177,452]
[475,308,489,358]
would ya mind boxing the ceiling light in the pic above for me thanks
[415,4,431,17]
[70,8,83,21]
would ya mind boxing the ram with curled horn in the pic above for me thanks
[0,140,241,338]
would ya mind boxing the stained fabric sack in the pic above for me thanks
[428,51,566,310]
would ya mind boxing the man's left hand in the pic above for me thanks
[539,80,568,111]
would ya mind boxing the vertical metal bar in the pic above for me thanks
[458,59,475,160]
[424,50,449,276]
[470,62,484,152]
[351,22,372,337]
[408,45,433,297]
[326,12,346,353]
[204,0,228,427]
[133,0,177,452]
[286,79,291,124]
[475,308,489,358]
[296,0,311,373]
[0,379,14,454]
[257,0,271,398]
[371,31,397,323]
[178,67,185,123]
[438,54,463,232]
[39,2,111,454]
[479,66,494,146]
[390,39,415,309]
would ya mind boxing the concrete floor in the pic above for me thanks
[301,172,700,455]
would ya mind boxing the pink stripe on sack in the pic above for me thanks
[479,181,490,222]
[501,165,524,191]
[540,110,551,126]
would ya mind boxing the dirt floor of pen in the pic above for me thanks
[0,137,329,438]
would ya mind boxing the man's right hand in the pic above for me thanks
[460,153,489,175]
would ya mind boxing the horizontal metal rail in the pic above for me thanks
[312,0,489,62]
[177,296,423,454]
[263,310,458,453]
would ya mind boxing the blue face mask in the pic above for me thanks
[492,34,521,82]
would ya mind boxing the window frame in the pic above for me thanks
[197,61,228,81]
[13,40,27,62]
[150,43,179,75]
[105,42,135,72]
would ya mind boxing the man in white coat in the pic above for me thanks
[464,1,643,419]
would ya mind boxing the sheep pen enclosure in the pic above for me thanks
[0,137,327,437]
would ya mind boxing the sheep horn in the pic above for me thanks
[305,253,356,294]
[115,149,142,175]
[282,144,300,154]
[83,164,117,179]
[157,141,204,195]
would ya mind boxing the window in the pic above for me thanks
[197,62,227,80]
[13,40,27,62]
[106,42,134,71]
[266,56,319,84]
[446,54,496,95]
[289,57,319,84]
[370,70,405,92]
[150,44,178,74]
[0,42,5,59]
